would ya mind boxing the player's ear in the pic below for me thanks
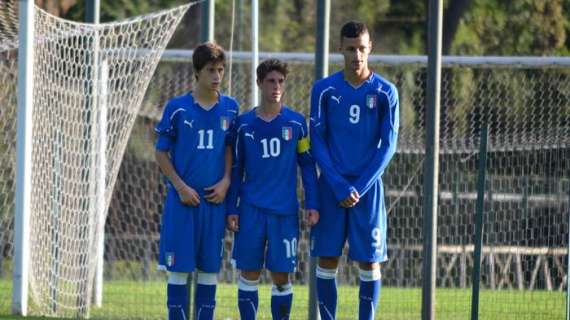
[256,78,262,87]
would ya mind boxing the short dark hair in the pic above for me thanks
[340,20,369,41]
[193,42,225,75]
[256,59,289,81]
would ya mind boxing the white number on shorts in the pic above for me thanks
[349,105,360,124]
[371,228,382,248]
[283,237,298,258]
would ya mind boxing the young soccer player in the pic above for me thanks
[226,59,319,320]
[154,42,239,320]
[309,21,400,320]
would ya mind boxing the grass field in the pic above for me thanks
[0,279,565,319]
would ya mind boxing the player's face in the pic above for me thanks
[196,61,225,91]
[258,70,286,104]
[340,33,372,74]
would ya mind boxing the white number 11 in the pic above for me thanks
[197,129,214,149]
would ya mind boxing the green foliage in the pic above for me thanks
[65,0,188,22]
[453,0,568,55]
[58,0,570,55]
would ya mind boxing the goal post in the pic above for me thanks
[93,58,109,308]
[13,0,34,315]
[8,3,195,317]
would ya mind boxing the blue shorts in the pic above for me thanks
[310,177,388,263]
[231,202,299,273]
[158,188,226,273]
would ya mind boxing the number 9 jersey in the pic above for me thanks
[309,71,399,263]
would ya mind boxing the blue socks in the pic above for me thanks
[238,276,259,320]
[195,272,218,320]
[316,266,338,320]
[358,269,382,320]
[167,283,189,320]
[271,283,293,320]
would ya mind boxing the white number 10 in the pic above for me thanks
[261,138,281,158]
[283,238,297,258]
[349,105,360,124]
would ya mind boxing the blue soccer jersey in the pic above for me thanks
[155,92,239,272]
[155,93,239,193]
[309,71,399,202]
[309,71,399,263]
[227,107,318,216]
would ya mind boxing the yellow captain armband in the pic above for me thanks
[297,137,310,154]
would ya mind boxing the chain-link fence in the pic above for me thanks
[1,50,569,319]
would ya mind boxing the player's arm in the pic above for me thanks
[204,145,232,204]
[309,83,357,203]
[154,102,199,206]
[296,120,319,226]
[353,85,400,196]
[155,151,199,206]
[205,101,240,203]
[226,122,244,232]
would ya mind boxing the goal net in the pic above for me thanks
[0,1,193,317]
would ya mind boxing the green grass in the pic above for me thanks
[0,279,565,319]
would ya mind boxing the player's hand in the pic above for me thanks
[226,214,239,232]
[306,209,320,227]
[204,177,230,204]
[339,190,360,208]
[176,184,200,206]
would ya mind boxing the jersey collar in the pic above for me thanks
[189,90,221,112]
[342,70,374,89]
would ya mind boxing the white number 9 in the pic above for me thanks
[371,228,381,248]
[349,105,360,124]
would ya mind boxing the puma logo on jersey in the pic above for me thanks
[245,132,255,140]
[331,95,342,104]
[184,120,194,128]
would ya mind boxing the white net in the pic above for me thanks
[0,1,193,317]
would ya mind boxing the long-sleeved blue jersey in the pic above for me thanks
[155,93,239,194]
[227,106,319,216]
[310,71,399,202]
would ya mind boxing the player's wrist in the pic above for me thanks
[172,180,186,191]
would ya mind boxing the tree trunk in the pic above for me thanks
[442,0,472,55]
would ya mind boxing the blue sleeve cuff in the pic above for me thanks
[332,184,356,203]
[155,135,172,151]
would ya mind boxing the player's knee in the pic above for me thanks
[270,272,289,286]
[240,270,261,281]
[358,261,380,271]
[168,272,189,285]
[318,257,339,269]
[196,271,218,285]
